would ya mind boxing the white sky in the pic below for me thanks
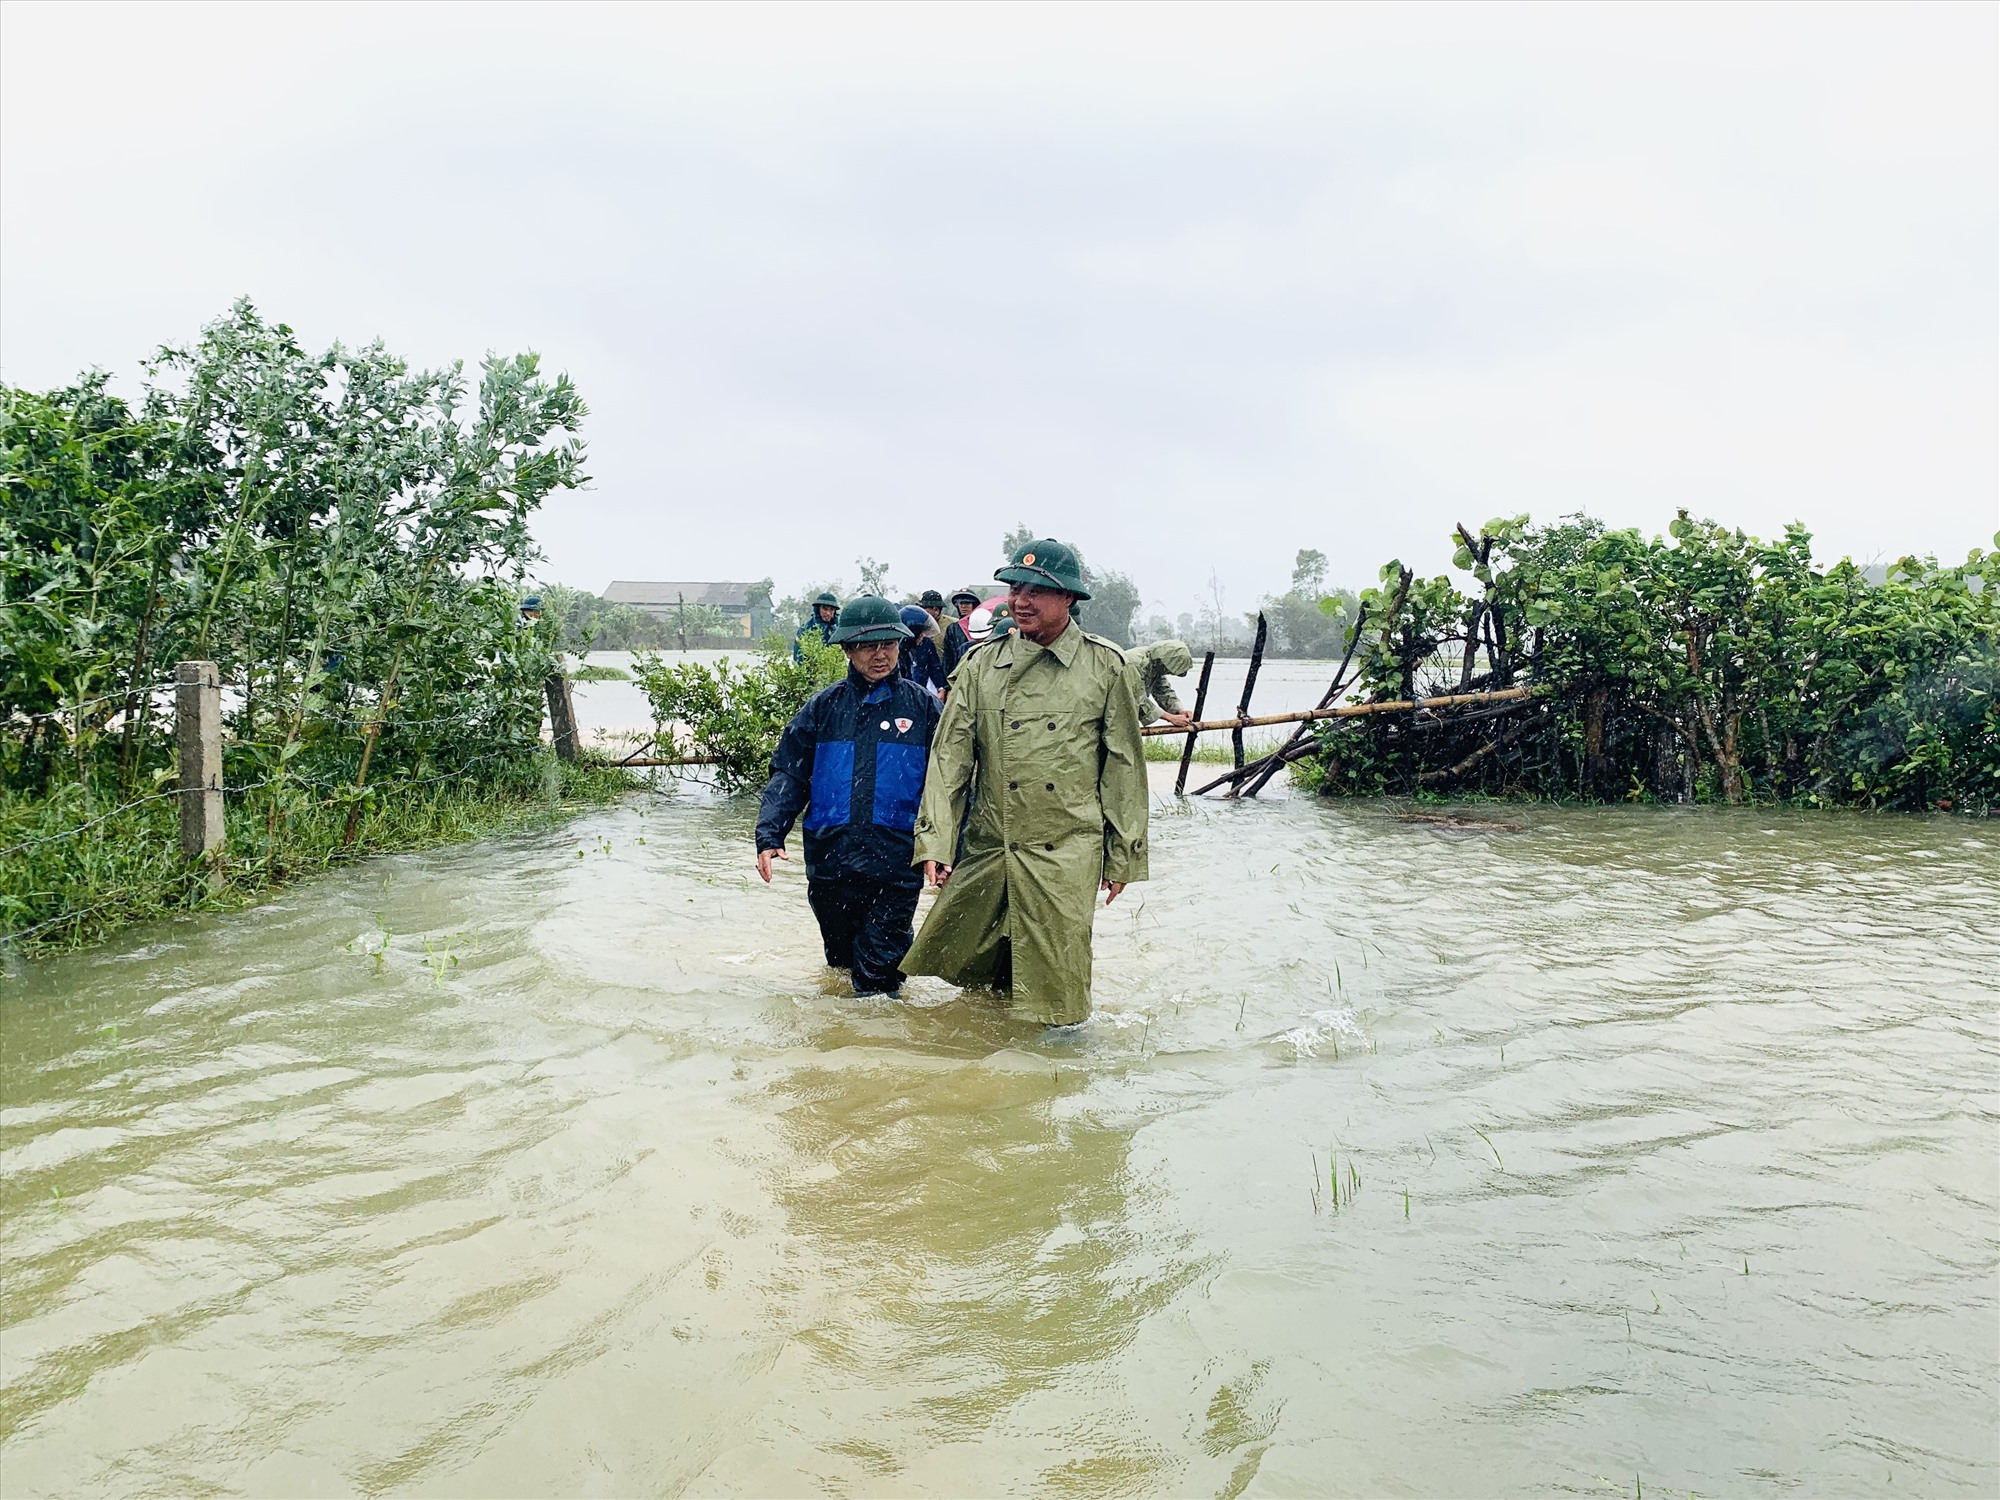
[3,1,1994,618]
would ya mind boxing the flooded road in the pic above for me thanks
[3,775,1996,1496]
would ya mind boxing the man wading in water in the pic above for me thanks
[904,538,1149,1028]
[756,596,940,995]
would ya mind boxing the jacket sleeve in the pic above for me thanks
[1099,654,1150,884]
[756,700,818,851]
[912,663,976,866]
[1152,665,1183,715]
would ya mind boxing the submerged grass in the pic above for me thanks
[1141,733,1288,765]
[1,757,632,957]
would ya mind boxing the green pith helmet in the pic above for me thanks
[950,586,981,606]
[996,537,1090,599]
[991,617,1017,638]
[919,589,945,609]
[811,590,840,610]
[829,594,913,645]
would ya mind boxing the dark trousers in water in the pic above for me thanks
[806,877,921,995]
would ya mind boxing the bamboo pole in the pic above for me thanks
[1140,684,1535,737]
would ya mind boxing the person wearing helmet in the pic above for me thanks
[904,538,1149,1028]
[918,589,947,633]
[1123,639,1195,728]
[940,587,983,675]
[898,604,947,697]
[756,597,942,996]
[792,590,841,661]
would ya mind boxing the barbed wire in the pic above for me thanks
[0,886,155,948]
[2,682,182,728]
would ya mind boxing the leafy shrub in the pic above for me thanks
[632,636,845,792]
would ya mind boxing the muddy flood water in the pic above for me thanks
[2,770,1996,1497]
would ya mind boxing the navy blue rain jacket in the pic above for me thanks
[901,633,947,696]
[756,671,940,885]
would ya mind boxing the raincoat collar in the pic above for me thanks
[1005,619,1083,669]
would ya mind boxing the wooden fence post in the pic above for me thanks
[176,660,223,869]
[544,672,579,762]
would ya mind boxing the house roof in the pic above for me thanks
[604,581,759,609]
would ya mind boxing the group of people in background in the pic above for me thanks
[792,583,1198,731]
[759,539,1190,1030]
[792,584,1019,694]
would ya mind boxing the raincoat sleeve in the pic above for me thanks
[756,702,817,851]
[1100,659,1150,884]
[1151,664,1182,716]
[912,669,977,867]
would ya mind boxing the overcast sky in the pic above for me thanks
[3,2,1994,619]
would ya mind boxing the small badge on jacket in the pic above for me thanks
[894,717,913,734]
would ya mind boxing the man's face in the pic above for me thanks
[843,639,900,684]
[924,605,943,624]
[816,603,838,623]
[1007,583,1072,641]
[955,598,976,618]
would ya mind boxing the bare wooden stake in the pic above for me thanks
[1229,612,1268,782]
[1175,650,1215,797]
[176,660,223,874]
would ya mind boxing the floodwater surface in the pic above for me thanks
[2,774,1996,1496]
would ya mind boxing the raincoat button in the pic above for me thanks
[1009,842,1019,851]
[1009,781,1018,790]
[1045,782,1054,790]
[1046,722,1056,730]
[1011,720,1021,729]
[1044,842,1053,850]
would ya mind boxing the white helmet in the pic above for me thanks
[966,606,994,643]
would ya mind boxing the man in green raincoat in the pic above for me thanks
[1123,639,1195,727]
[904,538,1150,1027]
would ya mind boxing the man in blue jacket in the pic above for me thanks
[756,596,941,995]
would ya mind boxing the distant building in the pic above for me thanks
[604,581,768,638]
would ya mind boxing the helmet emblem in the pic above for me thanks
[1022,552,1036,565]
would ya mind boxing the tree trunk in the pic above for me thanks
[1583,682,1609,798]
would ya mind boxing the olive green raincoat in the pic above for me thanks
[1122,640,1194,726]
[906,621,1150,1025]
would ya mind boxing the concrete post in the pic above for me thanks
[176,660,223,865]
[544,672,579,762]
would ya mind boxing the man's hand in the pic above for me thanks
[756,848,787,883]
[1102,880,1127,904]
[1160,710,1193,728]
[924,860,953,889]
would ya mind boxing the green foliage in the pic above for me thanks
[632,635,845,792]
[1308,512,1999,811]
[2,300,597,947]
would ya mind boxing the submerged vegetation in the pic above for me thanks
[2,301,614,951]
[1296,515,1998,811]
